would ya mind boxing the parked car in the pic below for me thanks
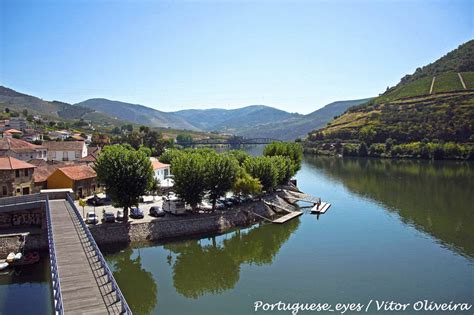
[85,212,98,224]
[130,207,144,219]
[87,196,104,206]
[102,211,115,223]
[215,200,226,210]
[220,198,233,208]
[149,206,165,217]
[227,197,240,205]
[116,209,125,221]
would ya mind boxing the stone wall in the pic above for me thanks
[90,199,281,247]
[0,231,47,257]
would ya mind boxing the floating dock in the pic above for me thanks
[272,211,303,224]
[311,202,331,214]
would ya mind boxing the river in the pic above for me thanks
[105,152,474,315]
[0,152,472,314]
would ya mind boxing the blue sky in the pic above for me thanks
[0,0,472,114]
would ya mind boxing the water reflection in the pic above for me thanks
[171,218,300,298]
[304,156,474,258]
[107,248,158,314]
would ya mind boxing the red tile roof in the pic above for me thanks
[0,156,37,170]
[43,141,86,151]
[0,138,45,153]
[34,165,58,183]
[151,159,170,170]
[57,164,96,181]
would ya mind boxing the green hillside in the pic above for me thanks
[304,40,474,160]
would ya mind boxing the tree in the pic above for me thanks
[79,199,87,218]
[148,177,160,201]
[269,156,294,185]
[94,145,153,221]
[172,153,207,210]
[233,168,262,197]
[263,142,303,172]
[4,108,10,114]
[204,154,238,210]
[159,148,183,164]
[176,134,193,145]
[22,109,28,117]
[225,150,249,166]
[243,156,278,192]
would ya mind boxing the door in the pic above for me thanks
[22,187,30,195]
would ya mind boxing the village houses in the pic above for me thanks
[0,156,36,197]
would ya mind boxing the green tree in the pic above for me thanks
[79,199,87,218]
[225,150,249,166]
[243,156,278,192]
[148,177,161,201]
[233,168,262,197]
[263,142,302,172]
[94,145,153,221]
[269,156,294,185]
[204,154,238,210]
[159,148,183,164]
[172,153,207,210]
[176,134,193,144]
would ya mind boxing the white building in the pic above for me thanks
[48,130,72,140]
[150,157,171,182]
[43,141,87,162]
[0,138,47,161]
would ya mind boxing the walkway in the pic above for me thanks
[48,198,131,314]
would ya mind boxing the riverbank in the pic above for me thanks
[89,189,299,247]
[0,186,301,255]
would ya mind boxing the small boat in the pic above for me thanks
[10,252,40,266]
[14,253,22,261]
[6,252,15,263]
[0,262,9,271]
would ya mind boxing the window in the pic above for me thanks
[15,170,20,178]
[24,169,29,176]
[2,186,7,195]
[75,151,80,158]
[52,151,56,159]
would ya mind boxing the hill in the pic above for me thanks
[234,98,372,141]
[75,98,198,131]
[173,105,300,133]
[0,86,125,127]
[305,40,474,160]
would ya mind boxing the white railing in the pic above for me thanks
[65,194,132,314]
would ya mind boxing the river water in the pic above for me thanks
[105,153,473,315]
[0,152,472,314]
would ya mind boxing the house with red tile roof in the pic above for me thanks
[47,164,98,198]
[0,156,36,197]
[150,157,171,182]
[0,137,47,161]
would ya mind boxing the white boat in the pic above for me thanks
[0,262,9,270]
[6,252,15,263]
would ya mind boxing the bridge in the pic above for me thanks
[0,193,131,315]
[178,137,281,147]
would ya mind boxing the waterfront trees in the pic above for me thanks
[233,168,262,197]
[172,153,207,210]
[94,144,153,221]
[263,142,303,172]
[205,154,239,209]
[243,156,278,192]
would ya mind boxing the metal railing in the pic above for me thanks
[0,193,64,314]
[65,194,132,314]
[45,195,64,315]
